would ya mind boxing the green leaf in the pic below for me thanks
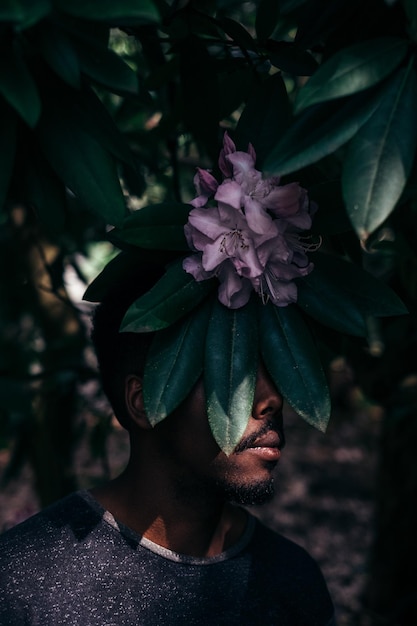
[54,0,160,24]
[205,297,258,455]
[295,37,409,113]
[112,203,190,251]
[402,0,417,42]
[0,377,32,413]
[24,147,66,234]
[264,88,380,176]
[218,63,254,121]
[235,73,291,167]
[256,0,281,41]
[0,0,50,29]
[0,42,41,127]
[309,180,352,235]
[297,253,408,336]
[120,259,215,332]
[220,17,257,52]
[180,36,219,159]
[83,249,174,302]
[70,87,135,167]
[75,37,139,96]
[259,302,330,432]
[37,94,127,227]
[143,299,211,425]
[34,22,81,88]
[279,0,309,12]
[342,65,417,240]
[265,40,318,76]
[0,101,17,210]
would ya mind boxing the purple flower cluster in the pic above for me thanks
[183,133,316,309]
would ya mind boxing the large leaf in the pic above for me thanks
[308,180,352,235]
[143,299,211,425]
[74,37,139,96]
[264,40,318,76]
[120,259,215,332]
[83,250,175,302]
[65,86,134,167]
[36,93,127,227]
[205,297,258,454]
[297,253,408,336]
[180,35,219,159]
[111,203,191,251]
[34,23,81,88]
[342,65,417,240]
[0,101,17,209]
[402,0,417,42]
[235,73,291,167]
[54,0,160,24]
[0,377,32,413]
[0,0,50,29]
[0,43,41,127]
[295,37,408,113]
[23,146,66,234]
[259,302,330,432]
[256,0,281,41]
[219,16,257,52]
[264,88,380,176]
[218,62,254,121]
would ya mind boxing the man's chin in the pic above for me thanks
[220,478,275,506]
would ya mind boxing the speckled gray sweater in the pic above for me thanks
[0,491,335,625]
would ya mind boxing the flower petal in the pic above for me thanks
[214,180,243,211]
[217,263,252,309]
[187,208,230,244]
[256,233,292,266]
[232,241,264,278]
[202,238,229,271]
[183,254,214,281]
[268,281,298,307]
[247,142,257,162]
[243,196,275,235]
[227,152,260,190]
[196,167,218,194]
[265,182,302,216]
[190,168,219,208]
[218,132,236,178]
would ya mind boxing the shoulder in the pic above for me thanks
[0,491,108,620]
[250,516,317,563]
[245,516,335,625]
[0,491,101,566]
[249,516,327,583]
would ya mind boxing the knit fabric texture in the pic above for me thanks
[0,491,336,625]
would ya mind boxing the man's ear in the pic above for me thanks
[125,375,152,430]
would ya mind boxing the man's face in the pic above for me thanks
[152,362,285,506]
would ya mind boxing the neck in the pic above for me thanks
[90,455,247,558]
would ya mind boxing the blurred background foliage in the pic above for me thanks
[1,0,417,623]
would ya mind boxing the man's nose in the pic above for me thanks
[252,362,283,420]
[252,393,283,421]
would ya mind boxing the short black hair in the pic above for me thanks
[91,263,164,428]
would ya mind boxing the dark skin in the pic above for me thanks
[91,362,284,558]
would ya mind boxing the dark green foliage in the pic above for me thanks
[111,203,191,251]
[120,259,215,333]
[1,9,417,610]
[205,297,258,455]
[259,302,330,432]
[143,298,212,425]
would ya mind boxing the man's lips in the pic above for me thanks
[250,431,282,450]
[244,431,282,461]
[234,426,283,461]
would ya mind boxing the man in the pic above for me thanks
[0,274,336,625]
